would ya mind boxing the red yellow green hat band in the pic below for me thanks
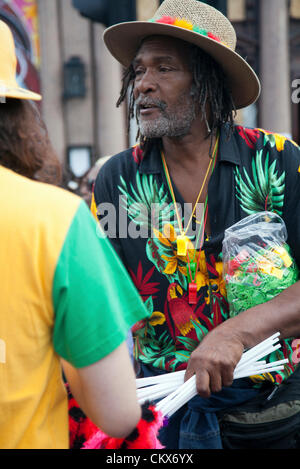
[149,15,229,48]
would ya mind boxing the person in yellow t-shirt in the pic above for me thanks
[0,20,148,449]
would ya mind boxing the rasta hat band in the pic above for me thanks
[103,0,261,110]
[0,20,41,101]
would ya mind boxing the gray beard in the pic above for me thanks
[136,91,197,139]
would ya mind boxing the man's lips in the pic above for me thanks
[136,99,166,117]
[139,106,159,115]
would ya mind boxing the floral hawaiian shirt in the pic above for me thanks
[93,123,300,385]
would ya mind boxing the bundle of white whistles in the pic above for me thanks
[136,332,288,418]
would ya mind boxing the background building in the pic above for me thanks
[0,0,299,192]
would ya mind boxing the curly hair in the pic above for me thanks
[117,39,236,153]
[0,98,61,184]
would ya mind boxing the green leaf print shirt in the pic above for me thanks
[93,123,300,385]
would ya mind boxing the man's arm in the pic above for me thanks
[186,139,300,398]
[62,341,141,438]
[185,280,300,398]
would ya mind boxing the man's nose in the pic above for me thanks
[135,69,157,95]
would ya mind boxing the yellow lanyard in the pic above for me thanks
[161,133,219,256]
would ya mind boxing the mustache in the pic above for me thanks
[136,97,167,113]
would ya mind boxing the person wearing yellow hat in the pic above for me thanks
[0,20,42,101]
[0,19,61,184]
[93,0,300,449]
[0,19,149,448]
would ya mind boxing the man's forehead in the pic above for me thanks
[134,35,191,61]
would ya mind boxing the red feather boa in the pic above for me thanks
[67,385,165,449]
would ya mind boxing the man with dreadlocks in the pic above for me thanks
[93,0,300,449]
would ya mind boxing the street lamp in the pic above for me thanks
[63,56,86,99]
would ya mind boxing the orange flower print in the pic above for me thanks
[154,224,192,277]
[205,261,227,304]
[149,311,166,326]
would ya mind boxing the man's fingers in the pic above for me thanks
[222,367,235,388]
[185,359,235,397]
[184,330,244,398]
[185,363,212,398]
[195,369,211,398]
[209,369,223,394]
[184,362,195,382]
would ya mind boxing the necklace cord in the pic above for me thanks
[161,132,219,236]
[161,132,220,287]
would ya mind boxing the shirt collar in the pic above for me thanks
[218,123,241,165]
[139,141,163,174]
[138,124,241,174]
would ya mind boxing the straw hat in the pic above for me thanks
[103,0,260,109]
[0,20,41,101]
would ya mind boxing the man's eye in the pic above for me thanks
[159,66,172,73]
[134,69,144,76]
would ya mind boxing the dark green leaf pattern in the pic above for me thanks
[235,149,285,215]
[118,172,178,232]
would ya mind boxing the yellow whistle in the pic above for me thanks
[177,235,188,256]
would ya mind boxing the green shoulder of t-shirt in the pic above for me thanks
[52,200,148,368]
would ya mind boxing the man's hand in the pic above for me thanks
[184,279,300,399]
[184,326,244,398]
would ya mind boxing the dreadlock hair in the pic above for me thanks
[116,38,236,156]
